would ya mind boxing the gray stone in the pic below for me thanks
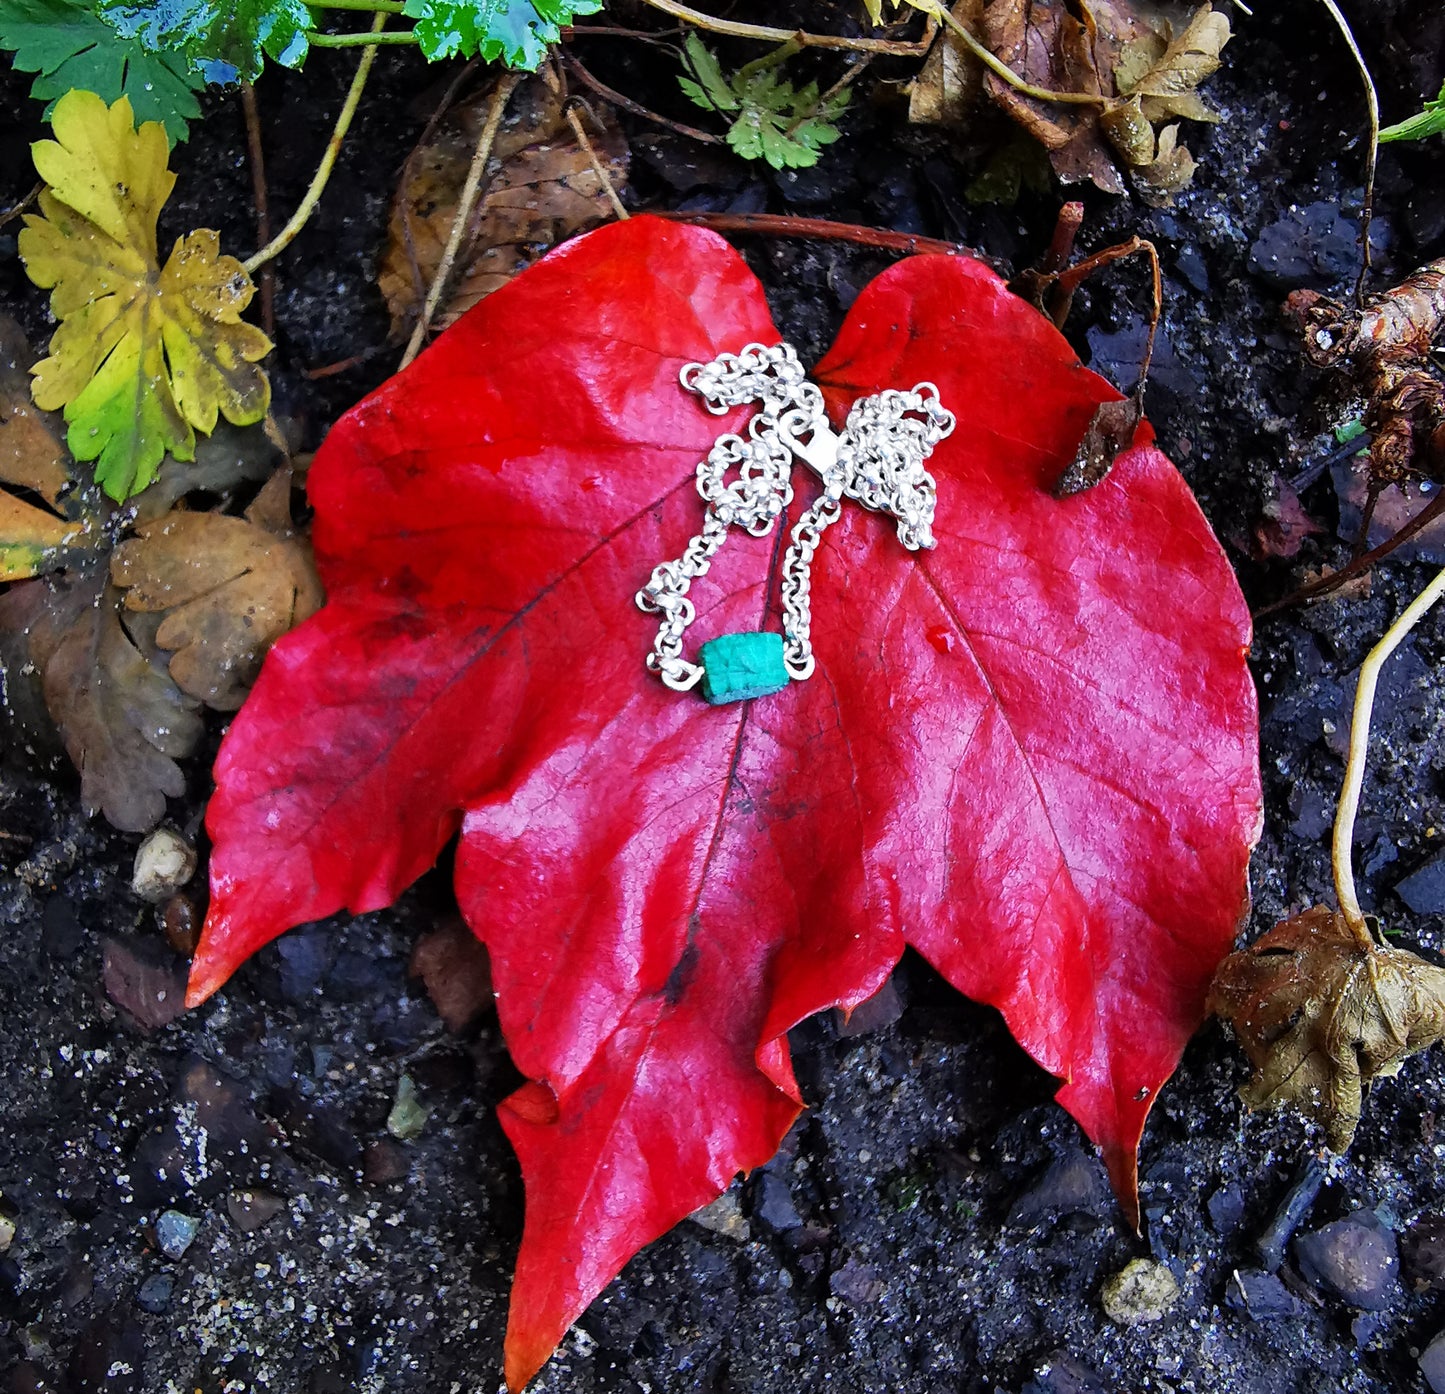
[130,828,196,903]
[1226,1267,1304,1320]
[1010,1151,1111,1229]
[1420,1329,1445,1393]
[137,1272,174,1313]
[1294,1209,1399,1310]
[1397,852,1445,916]
[154,1210,199,1260]
[752,1172,802,1232]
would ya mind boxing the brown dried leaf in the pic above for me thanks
[409,917,495,1034]
[984,0,1125,192]
[0,314,88,581]
[379,74,630,337]
[1130,122,1197,205]
[1209,905,1445,1150]
[1116,4,1229,120]
[110,468,322,710]
[1055,394,1144,495]
[908,0,985,127]
[0,561,203,832]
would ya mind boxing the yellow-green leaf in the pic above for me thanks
[18,90,272,502]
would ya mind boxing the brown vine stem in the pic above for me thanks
[399,73,523,370]
[244,12,387,273]
[1333,565,1445,944]
[561,52,722,144]
[652,209,983,261]
[635,0,935,56]
[239,83,275,337]
[1255,487,1445,617]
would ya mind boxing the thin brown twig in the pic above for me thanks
[636,0,936,56]
[0,183,41,231]
[653,210,986,262]
[1052,236,1163,384]
[240,83,275,338]
[400,72,523,370]
[564,101,629,221]
[563,22,681,42]
[560,52,722,143]
[1255,487,1445,617]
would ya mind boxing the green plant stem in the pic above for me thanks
[245,13,387,272]
[308,0,406,10]
[636,0,934,56]
[1333,564,1445,945]
[1317,0,1378,306]
[308,28,417,44]
[931,2,1102,107]
[399,73,523,370]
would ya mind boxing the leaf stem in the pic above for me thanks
[930,2,1104,107]
[307,28,417,44]
[1333,564,1445,944]
[399,73,523,370]
[1317,0,1379,307]
[560,51,723,143]
[308,0,406,9]
[635,0,935,56]
[245,13,387,272]
[651,209,989,262]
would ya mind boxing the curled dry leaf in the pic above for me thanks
[0,313,87,581]
[1209,905,1445,1150]
[378,71,629,337]
[0,561,202,831]
[907,0,984,127]
[111,468,322,709]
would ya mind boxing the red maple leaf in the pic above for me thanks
[187,216,1260,1389]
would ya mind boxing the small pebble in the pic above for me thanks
[1226,1267,1303,1320]
[160,894,201,957]
[362,1140,411,1186]
[752,1172,802,1232]
[136,1272,174,1313]
[154,1209,199,1260]
[1397,853,1445,916]
[1294,1209,1399,1310]
[0,1213,14,1254]
[1010,1150,1111,1228]
[226,1190,284,1233]
[386,1074,430,1141]
[1420,1329,1445,1393]
[689,1189,750,1242]
[131,828,197,903]
[1100,1258,1180,1325]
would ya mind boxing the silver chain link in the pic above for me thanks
[635,342,955,693]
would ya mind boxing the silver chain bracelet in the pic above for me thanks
[635,342,955,705]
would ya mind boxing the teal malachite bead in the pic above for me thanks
[698,632,790,705]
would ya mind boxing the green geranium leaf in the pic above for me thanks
[99,0,310,84]
[401,0,601,68]
[0,0,204,142]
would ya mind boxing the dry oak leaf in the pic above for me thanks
[0,560,202,832]
[111,468,322,710]
[184,216,1261,1389]
[1209,905,1445,1150]
[378,71,629,337]
[0,313,88,581]
[18,90,271,502]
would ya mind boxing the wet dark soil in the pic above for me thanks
[6,2,1445,1391]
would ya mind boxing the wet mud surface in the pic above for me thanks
[6,1,1445,1390]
